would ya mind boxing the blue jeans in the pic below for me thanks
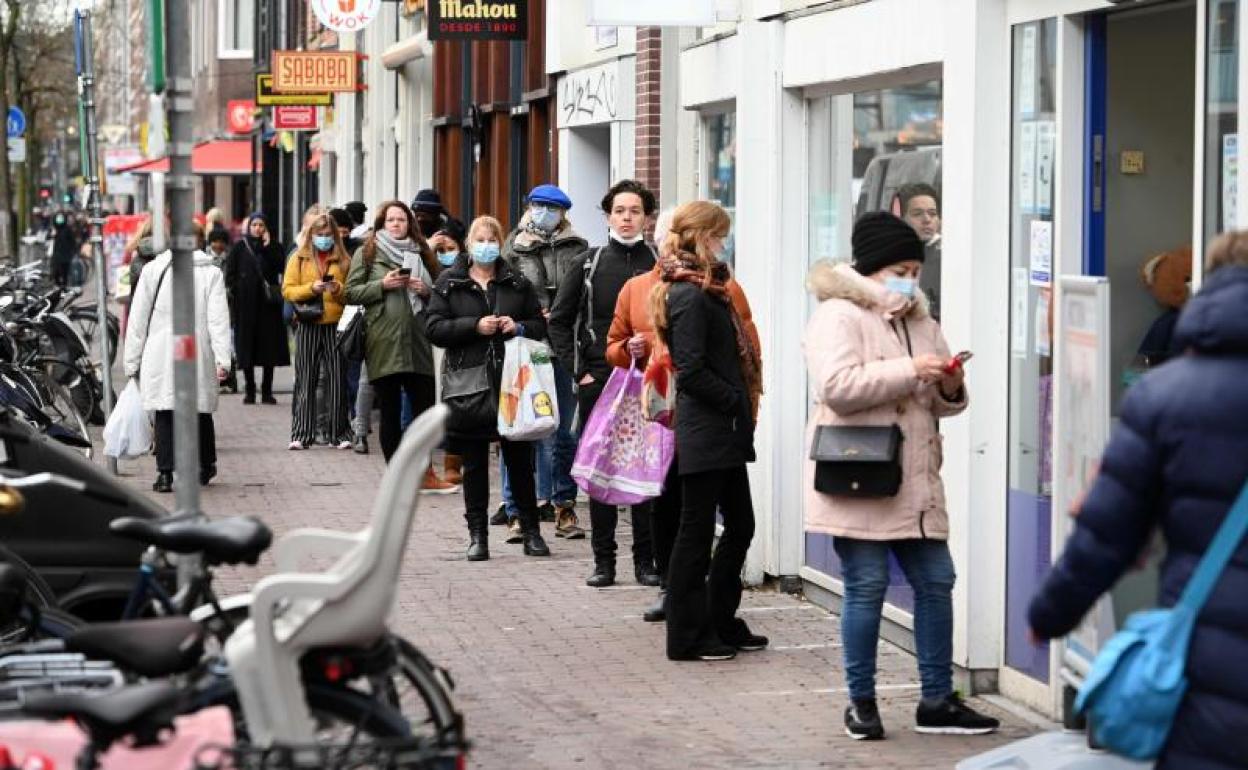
[833,537,956,702]
[501,360,579,517]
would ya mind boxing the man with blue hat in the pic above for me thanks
[495,183,588,542]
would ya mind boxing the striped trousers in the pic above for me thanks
[291,322,349,444]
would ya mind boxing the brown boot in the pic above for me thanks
[421,466,460,495]
[442,454,463,485]
[555,504,585,539]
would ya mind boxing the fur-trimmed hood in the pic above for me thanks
[806,260,930,321]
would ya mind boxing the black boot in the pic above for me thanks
[635,562,661,587]
[465,511,489,561]
[643,588,667,622]
[521,510,550,557]
[586,561,615,587]
[152,472,173,493]
[243,386,256,405]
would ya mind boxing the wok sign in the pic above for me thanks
[272,51,359,93]
[428,0,527,40]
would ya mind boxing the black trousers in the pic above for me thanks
[153,411,217,474]
[665,466,755,659]
[242,365,274,397]
[373,372,435,462]
[651,460,682,584]
[459,438,536,530]
[577,376,654,569]
[291,323,348,445]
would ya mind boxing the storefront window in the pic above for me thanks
[704,112,736,263]
[1205,0,1239,242]
[1005,18,1057,683]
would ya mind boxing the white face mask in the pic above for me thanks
[610,228,642,246]
[883,276,917,298]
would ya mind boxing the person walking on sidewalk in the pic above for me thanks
[1029,232,1248,770]
[282,213,353,451]
[224,213,289,404]
[124,223,232,493]
[607,206,761,623]
[549,179,661,588]
[426,216,550,562]
[650,201,764,662]
[497,184,587,542]
[344,201,455,495]
[804,212,997,739]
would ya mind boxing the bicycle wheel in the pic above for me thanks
[385,636,464,746]
[43,381,92,459]
[0,543,80,644]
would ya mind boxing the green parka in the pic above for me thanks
[344,246,435,381]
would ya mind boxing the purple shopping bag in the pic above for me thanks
[572,364,676,505]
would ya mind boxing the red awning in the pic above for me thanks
[116,140,259,176]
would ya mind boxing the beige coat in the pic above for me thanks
[802,262,967,541]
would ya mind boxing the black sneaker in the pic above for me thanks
[537,501,556,522]
[720,619,768,651]
[845,699,885,741]
[489,503,509,526]
[914,694,1000,735]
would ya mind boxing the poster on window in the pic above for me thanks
[1029,219,1052,286]
[1036,121,1056,216]
[1224,133,1238,233]
[1019,122,1037,214]
[1019,25,1038,117]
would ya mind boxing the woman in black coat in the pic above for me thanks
[1029,233,1248,770]
[426,216,549,563]
[651,201,764,663]
[224,212,290,403]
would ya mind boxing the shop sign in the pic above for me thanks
[586,0,715,26]
[272,51,358,93]
[227,100,256,134]
[255,74,333,106]
[273,106,320,132]
[428,0,527,41]
[311,0,382,33]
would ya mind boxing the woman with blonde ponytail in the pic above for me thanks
[648,201,764,662]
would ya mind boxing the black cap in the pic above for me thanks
[851,212,926,275]
[343,201,367,226]
[411,189,446,215]
[328,208,353,231]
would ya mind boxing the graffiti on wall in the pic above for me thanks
[560,66,618,127]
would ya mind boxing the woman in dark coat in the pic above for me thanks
[1029,232,1248,770]
[425,215,549,563]
[224,212,290,403]
[650,201,764,662]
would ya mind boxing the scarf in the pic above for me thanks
[376,230,431,315]
[660,251,763,419]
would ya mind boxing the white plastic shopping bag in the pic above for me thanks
[102,379,152,459]
[497,337,559,441]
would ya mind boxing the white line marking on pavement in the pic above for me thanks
[737,605,821,613]
[770,643,841,651]
[740,683,921,697]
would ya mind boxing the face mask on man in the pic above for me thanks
[609,228,642,246]
[530,206,560,233]
[471,242,500,265]
[883,275,917,298]
[438,251,459,267]
[312,235,335,252]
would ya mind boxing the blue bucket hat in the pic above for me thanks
[527,184,572,210]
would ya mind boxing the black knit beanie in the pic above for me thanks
[851,211,926,275]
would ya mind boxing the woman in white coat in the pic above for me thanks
[124,224,233,493]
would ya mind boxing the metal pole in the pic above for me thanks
[163,0,203,551]
[74,10,118,475]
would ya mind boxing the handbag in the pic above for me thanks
[641,340,677,428]
[809,424,904,498]
[1074,479,1248,760]
[244,239,283,306]
[337,309,366,362]
[293,295,324,324]
[441,354,497,436]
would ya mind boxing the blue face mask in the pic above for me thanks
[471,242,500,264]
[883,275,917,298]
[438,251,459,267]
[530,207,560,232]
[312,235,335,252]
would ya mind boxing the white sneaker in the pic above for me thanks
[288,440,307,450]
[335,440,353,450]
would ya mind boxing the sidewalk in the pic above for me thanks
[111,371,1041,768]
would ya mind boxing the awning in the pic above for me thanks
[382,32,431,70]
[116,140,259,176]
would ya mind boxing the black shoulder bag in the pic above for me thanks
[245,239,283,306]
[440,286,499,435]
[810,319,910,498]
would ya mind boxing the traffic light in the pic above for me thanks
[38,187,51,201]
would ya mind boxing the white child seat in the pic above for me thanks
[224,404,448,745]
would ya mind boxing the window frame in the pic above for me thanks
[218,0,254,60]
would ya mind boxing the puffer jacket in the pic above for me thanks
[802,262,967,541]
[1029,265,1248,770]
[502,213,588,309]
[281,248,350,325]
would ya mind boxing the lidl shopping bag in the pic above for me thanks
[497,337,559,441]
[572,364,676,505]
[102,379,152,459]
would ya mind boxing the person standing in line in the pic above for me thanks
[282,213,353,451]
[497,184,587,542]
[549,179,662,588]
[410,189,448,240]
[893,183,943,322]
[426,219,469,480]
[606,206,761,623]
[224,213,290,404]
[425,216,550,561]
[124,223,232,493]
[648,201,764,662]
[344,201,456,492]
[804,212,997,739]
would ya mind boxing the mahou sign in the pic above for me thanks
[272,51,358,93]
[311,0,382,33]
[428,0,528,41]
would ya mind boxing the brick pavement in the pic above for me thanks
[109,371,1041,769]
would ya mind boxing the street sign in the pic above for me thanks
[273,106,320,132]
[428,0,527,40]
[311,0,382,33]
[255,74,332,107]
[7,138,25,163]
[227,100,256,134]
[272,51,359,93]
[6,107,25,139]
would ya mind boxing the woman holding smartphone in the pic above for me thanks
[803,212,996,740]
[345,202,452,486]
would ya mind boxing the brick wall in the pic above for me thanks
[634,27,662,203]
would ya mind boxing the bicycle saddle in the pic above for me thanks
[21,680,182,748]
[109,515,272,566]
[65,617,205,678]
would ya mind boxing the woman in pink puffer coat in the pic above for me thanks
[803,212,997,742]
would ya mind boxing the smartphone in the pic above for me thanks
[321,273,334,282]
[944,350,973,374]
[397,268,412,277]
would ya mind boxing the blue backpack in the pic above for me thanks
[1075,480,1248,759]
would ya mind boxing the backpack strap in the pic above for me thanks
[571,247,605,366]
[1177,479,1248,612]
